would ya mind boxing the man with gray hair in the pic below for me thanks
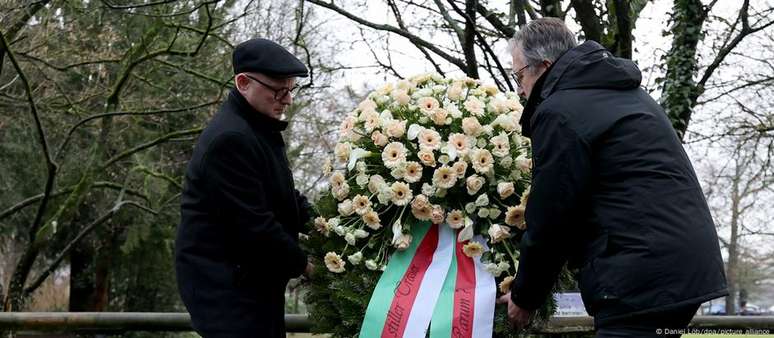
[498,18,727,337]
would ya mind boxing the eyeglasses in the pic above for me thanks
[243,74,300,101]
[510,64,531,88]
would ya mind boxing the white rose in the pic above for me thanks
[466,175,485,195]
[497,182,515,199]
[461,117,482,136]
[338,199,354,216]
[487,224,511,243]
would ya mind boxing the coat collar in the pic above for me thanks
[227,88,289,132]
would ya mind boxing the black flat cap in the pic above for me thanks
[232,38,309,78]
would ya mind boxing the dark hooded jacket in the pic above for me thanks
[175,89,311,337]
[509,41,727,326]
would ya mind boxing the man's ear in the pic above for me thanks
[234,74,250,93]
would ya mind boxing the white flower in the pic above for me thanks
[391,219,403,244]
[485,263,502,277]
[462,241,484,257]
[322,158,332,176]
[505,205,526,229]
[347,251,363,265]
[362,210,382,230]
[432,165,458,189]
[452,161,468,177]
[487,224,511,243]
[418,129,442,150]
[490,133,510,157]
[329,171,346,190]
[385,119,407,139]
[371,131,389,147]
[421,183,436,196]
[448,133,472,155]
[324,252,346,273]
[339,116,356,139]
[465,175,485,195]
[356,174,369,187]
[358,99,378,113]
[403,161,423,183]
[447,83,464,101]
[477,208,490,218]
[347,148,370,171]
[417,148,436,168]
[464,96,485,116]
[446,209,464,229]
[461,117,483,136]
[382,142,407,168]
[447,102,463,118]
[314,217,331,236]
[332,183,350,201]
[390,181,413,206]
[488,208,502,219]
[361,111,381,133]
[497,182,515,199]
[492,113,519,132]
[475,194,490,207]
[520,186,531,206]
[333,225,346,236]
[368,175,386,194]
[471,148,494,174]
[352,195,371,215]
[516,154,532,172]
[354,229,369,238]
[481,84,498,96]
[438,154,450,164]
[365,259,379,270]
[338,199,354,216]
[407,124,423,140]
[394,233,412,250]
[345,232,357,245]
[377,186,393,205]
[431,205,445,224]
[418,96,440,113]
[465,202,476,214]
[334,142,351,164]
[391,89,411,106]
[500,156,513,169]
[390,162,407,180]
[430,108,451,125]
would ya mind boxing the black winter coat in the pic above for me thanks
[510,41,727,326]
[175,89,311,337]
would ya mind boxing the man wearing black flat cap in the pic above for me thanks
[175,38,313,338]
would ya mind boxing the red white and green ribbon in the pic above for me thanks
[359,223,495,338]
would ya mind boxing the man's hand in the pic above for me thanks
[497,292,533,331]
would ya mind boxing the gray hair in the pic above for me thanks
[509,18,578,74]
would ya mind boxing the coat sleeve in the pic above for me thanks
[295,189,313,226]
[510,110,592,310]
[202,132,307,278]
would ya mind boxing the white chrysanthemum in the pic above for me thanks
[362,210,382,230]
[403,161,423,183]
[490,133,510,157]
[497,182,515,199]
[417,96,440,113]
[471,148,494,174]
[390,181,413,206]
[382,142,407,168]
[492,113,519,132]
[352,195,371,215]
[505,205,526,229]
[487,97,509,115]
[324,252,346,273]
[464,96,485,116]
[461,117,483,136]
[462,241,484,257]
[347,251,363,265]
[418,129,442,150]
[446,209,464,229]
[365,259,379,270]
[332,183,350,201]
[432,165,457,189]
[487,224,511,243]
[361,111,381,133]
